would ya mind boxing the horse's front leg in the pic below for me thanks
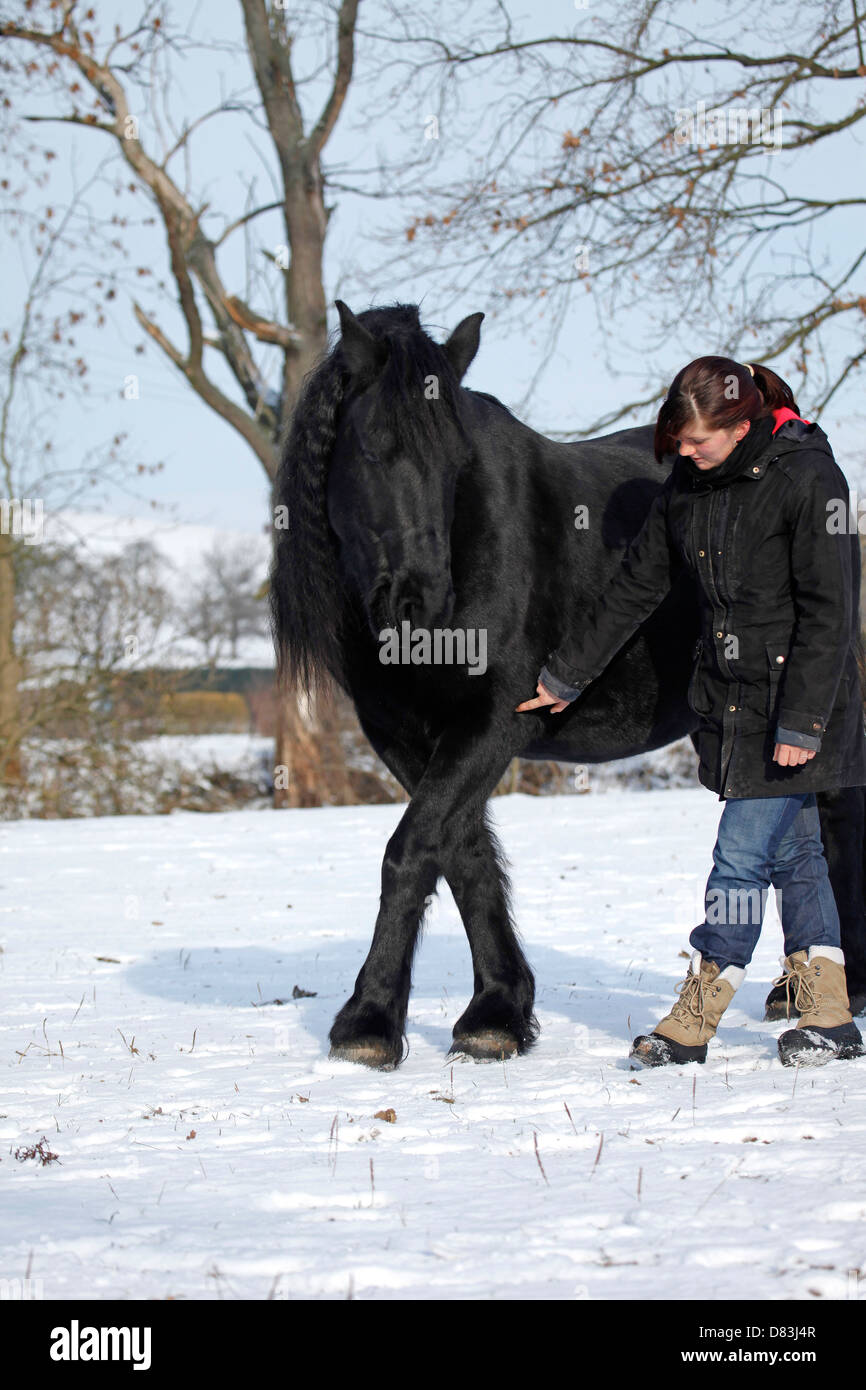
[442,803,539,1060]
[354,711,539,1060]
[329,703,545,1069]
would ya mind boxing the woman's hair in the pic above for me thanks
[654,356,799,461]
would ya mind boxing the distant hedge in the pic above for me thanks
[160,690,249,734]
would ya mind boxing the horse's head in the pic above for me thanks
[328,300,483,639]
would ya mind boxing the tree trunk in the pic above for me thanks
[0,534,23,783]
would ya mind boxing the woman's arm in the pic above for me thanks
[517,477,680,711]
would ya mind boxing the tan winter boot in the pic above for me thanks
[776,947,863,1067]
[629,951,744,1068]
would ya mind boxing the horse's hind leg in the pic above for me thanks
[764,787,866,1019]
[817,787,866,1013]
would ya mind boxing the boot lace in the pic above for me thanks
[772,960,822,1021]
[670,970,709,1029]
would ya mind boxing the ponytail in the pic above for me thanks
[747,362,799,415]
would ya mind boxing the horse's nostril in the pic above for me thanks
[396,595,417,628]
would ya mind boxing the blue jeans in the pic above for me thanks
[689,793,841,971]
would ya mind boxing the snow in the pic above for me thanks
[133,734,274,777]
[1,787,864,1301]
[48,509,271,576]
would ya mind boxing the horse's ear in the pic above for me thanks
[335,299,388,381]
[443,311,484,380]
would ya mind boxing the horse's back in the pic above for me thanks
[573,422,662,478]
[562,424,669,549]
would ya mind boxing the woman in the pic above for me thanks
[516,357,866,1068]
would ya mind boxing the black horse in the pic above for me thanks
[271,300,866,1069]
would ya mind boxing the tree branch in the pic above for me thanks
[307,0,361,161]
[132,301,277,477]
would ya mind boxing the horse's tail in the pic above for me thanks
[270,352,349,698]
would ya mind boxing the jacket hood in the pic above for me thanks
[771,414,831,457]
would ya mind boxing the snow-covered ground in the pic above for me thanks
[2,788,865,1302]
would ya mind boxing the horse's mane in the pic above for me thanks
[270,303,468,697]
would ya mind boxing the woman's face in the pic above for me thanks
[676,414,751,469]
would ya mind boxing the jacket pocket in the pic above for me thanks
[766,642,789,722]
[687,637,713,716]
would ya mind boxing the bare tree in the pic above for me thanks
[0,172,150,785]
[4,534,178,815]
[357,0,866,430]
[2,0,362,804]
[178,540,269,667]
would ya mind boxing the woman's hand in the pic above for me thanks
[773,743,817,766]
[515,680,572,715]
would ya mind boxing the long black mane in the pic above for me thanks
[270,303,469,696]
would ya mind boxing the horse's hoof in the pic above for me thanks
[449,1029,519,1061]
[328,1039,399,1070]
[766,987,866,1021]
[847,992,866,1018]
[764,1000,795,1022]
[764,984,797,1022]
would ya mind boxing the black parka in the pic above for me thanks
[540,414,866,800]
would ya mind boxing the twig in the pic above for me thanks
[590,1132,604,1178]
[117,1029,139,1056]
[329,1114,339,1176]
[696,1158,743,1215]
[564,1100,578,1135]
[533,1131,549,1185]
